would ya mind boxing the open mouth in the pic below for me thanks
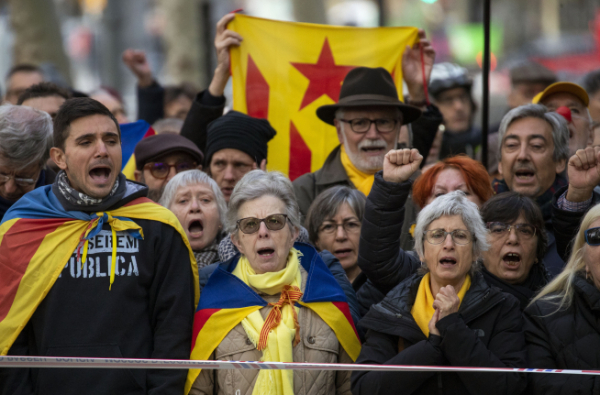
[334,248,353,257]
[89,165,112,183]
[221,187,234,195]
[515,169,535,181]
[257,248,275,258]
[502,252,521,268]
[439,257,457,266]
[188,220,204,237]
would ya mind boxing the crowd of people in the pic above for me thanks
[2,11,600,395]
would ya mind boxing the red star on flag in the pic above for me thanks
[291,38,355,110]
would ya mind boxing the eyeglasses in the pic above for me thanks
[0,173,38,187]
[487,222,536,240]
[143,161,197,179]
[339,118,399,133]
[236,214,288,234]
[585,227,600,246]
[319,220,361,235]
[424,229,472,245]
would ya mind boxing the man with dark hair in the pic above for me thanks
[0,97,197,395]
[133,133,204,202]
[582,69,600,122]
[17,82,71,119]
[164,84,195,120]
[3,64,44,104]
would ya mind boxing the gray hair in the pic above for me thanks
[305,186,366,245]
[497,104,569,163]
[159,170,227,226]
[414,191,489,263]
[226,170,301,235]
[0,105,53,170]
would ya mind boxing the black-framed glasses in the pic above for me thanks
[585,227,600,246]
[318,220,361,235]
[236,214,288,234]
[0,173,38,187]
[339,118,399,133]
[487,222,536,240]
[424,229,472,245]
[143,161,197,179]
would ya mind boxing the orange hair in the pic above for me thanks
[412,155,493,208]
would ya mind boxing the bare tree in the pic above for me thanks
[157,0,206,87]
[8,0,71,83]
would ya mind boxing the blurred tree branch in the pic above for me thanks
[8,0,71,83]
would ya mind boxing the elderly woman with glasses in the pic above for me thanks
[188,170,361,395]
[352,188,527,395]
[306,186,366,287]
[159,170,227,270]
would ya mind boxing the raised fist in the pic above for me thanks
[122,49,154,88]
[382,148,423,183]
[566,146,600,202]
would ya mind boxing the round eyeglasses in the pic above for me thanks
[143,161,197,179]
[424,229,472,245]
[236,214,288,234]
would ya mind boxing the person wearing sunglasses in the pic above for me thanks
[524,203,600,394]
[190,170,360,395]
[0,105,54,222]
[134,133,204,202]
[353,189,527,395]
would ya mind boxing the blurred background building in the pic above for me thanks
[0,0,598,126]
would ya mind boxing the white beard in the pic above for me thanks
[341,127,396,173]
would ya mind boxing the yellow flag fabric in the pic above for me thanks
[411,273,471,337]
[228,15,418,180]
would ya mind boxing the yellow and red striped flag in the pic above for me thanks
[229,14,419,179]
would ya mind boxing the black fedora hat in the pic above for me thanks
[316,67,422,126]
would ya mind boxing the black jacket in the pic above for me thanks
[551,185,600,263]
[352,272,527,395]
[356,173,549,313]
[180,89,226,158]
[0,174,196,395]
[524,275,600,394]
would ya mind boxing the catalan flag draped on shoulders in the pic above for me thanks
[228,14,419,180]
[186,242,361,395]
[0,171,198,394]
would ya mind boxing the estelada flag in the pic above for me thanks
[120,120,156,180]
[185,242,361,393]
[228,14,419,180]
[0,186,199,355]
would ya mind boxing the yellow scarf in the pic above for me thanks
[232,248,303,395]
[411,272,471,337]
[340,145,375,196]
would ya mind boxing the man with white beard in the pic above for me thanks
[293,66,425,216]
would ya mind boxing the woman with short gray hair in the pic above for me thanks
[0,105,54,221]
[159,170,227,269]
[352,150,527,395]
[190,170,360,395]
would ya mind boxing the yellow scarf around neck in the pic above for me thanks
[232,248,303,395]
[340,145,376,196]
[411,272,471,337]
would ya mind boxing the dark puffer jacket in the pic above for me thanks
[356,173,550,313]
[524,275,600,394]
[352,272,527,395]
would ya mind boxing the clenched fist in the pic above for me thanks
[382,148,423,183]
